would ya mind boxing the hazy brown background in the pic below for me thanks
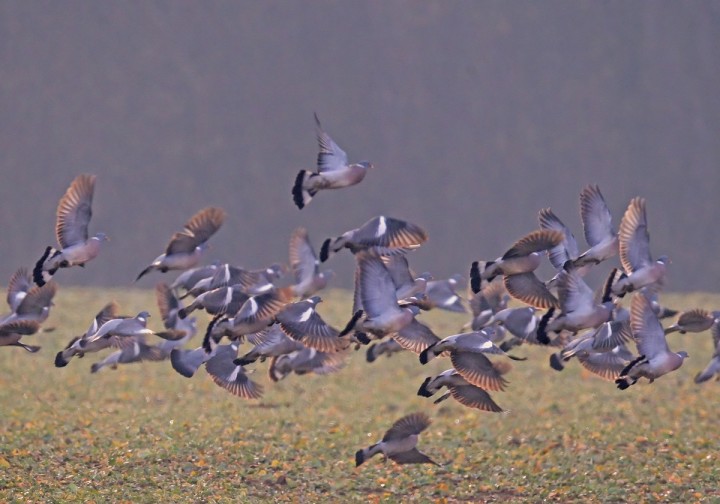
[1,2,719,292]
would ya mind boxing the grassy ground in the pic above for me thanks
[1,287,719,503]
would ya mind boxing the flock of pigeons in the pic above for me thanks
[3,114,720,468]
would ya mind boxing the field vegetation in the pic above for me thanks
[1,287,719,503]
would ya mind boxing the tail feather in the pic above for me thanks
[366,344,378,363]
[601,268,619,303]
[33,246,56,287]
[419,342,438,365]
[355,332,371,345]
[268,355,287,382]
[233,355,257,367]
[536,308,555,345]
[55,350,70,368]
[292,170,317,209]
[202,314,224,352]
[619,354,645,379]
[135,266,153,282]
[549,352,565,371]
[470,261,482,294]
[339,310,363,337]
[319,238,332,263]
[417,376,434,397]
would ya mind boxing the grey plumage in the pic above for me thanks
[292,113,373,209]
[136,207,226,281]
[355,412,439,467]
[33,174,108,286]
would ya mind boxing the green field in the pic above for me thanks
[1,287,719,503]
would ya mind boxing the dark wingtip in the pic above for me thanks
[292,170,306,210]
[33,246,53,287]
[355,450,365,467]
[319,238,331,263]
[536,308,555,345]
[470,261,482,294]
[54,351,69,368]
[417,376,433,397]
[549,353,564,371]
[339,310,363,337]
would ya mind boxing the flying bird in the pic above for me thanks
[55,301,121,367]
[615,293,688,390]
[267,347,347,382]
[292,113,373,209]
[694,321,720,384]
[664,309,720,335]
[0,274,57,326]
[355,412,440,467]
[612,198,669,296]
[341,251,421,343]
[569,184,618,269]
[418,369,505,412]
[288,227,334,299]
[320,216,428,263]
[473,229,563,309]
[135,207,226,281]
[89,336,167,373]
[0,319,42,353]
[33,174,108,286]
[275,296,351,353]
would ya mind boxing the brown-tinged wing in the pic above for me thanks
[56,174,95,248]
[618,197,651,274]
[502,229,563,259]
[383,412,432,441]
[0,319,42,336]
[449,385,504,412]
[184,207,226,243]
[389,448,440,466]
[450,352,509,392]
[504,273,559,309]
[392,319,440,355]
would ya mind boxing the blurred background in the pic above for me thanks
[1,2,718,291]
